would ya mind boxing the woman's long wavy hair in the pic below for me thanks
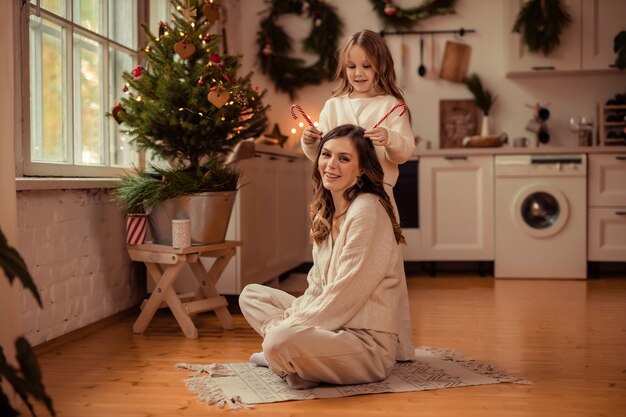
[310,124,405,245]
[332,30,405,104]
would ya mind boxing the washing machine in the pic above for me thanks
[495,154,587,279]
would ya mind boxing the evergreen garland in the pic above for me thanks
[512,0,572,56]
[257,0,342,98]
[369,0,456,30]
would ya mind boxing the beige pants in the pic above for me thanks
[239,284,398,385]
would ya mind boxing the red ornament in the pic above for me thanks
[221,71,233,84]
[111,103,124,124]
[262,44,273,56]
[198,78,204,86]
[210,54,221,64]
[384,3,396,16]
[133,66,142,78]
[122,85,128,93]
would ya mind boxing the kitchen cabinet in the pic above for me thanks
[505,0,582,73]
[505,0,625,74]
[587,153,626,261]
[419,155,494,260]
[211,151,309,294]
[581,0,626,70]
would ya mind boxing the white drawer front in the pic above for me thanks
[588,154,626,207]
[588,208,626,261]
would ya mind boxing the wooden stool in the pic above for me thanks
[127,241,242,338]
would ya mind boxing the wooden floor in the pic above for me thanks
[26,275,626,416]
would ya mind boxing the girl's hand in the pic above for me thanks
[364,127,389,146]
[302,126,323,145]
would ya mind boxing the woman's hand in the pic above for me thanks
[302,126,323,145]
[364,127,389,146]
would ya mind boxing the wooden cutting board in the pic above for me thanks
[439,41,471,83]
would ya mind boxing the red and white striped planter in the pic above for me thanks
[126,214,147,245]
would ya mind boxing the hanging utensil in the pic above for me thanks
[417,37,426,77]
[425,35,438,80]
[399,35,409,88]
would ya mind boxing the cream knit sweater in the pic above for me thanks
[301,94,415,188]
[279,193,415,361]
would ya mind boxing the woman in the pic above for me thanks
[240,124,415,389]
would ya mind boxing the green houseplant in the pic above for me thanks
[0,228,55,417]
[112,0,269,243]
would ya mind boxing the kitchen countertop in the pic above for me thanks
[415,145,626,157]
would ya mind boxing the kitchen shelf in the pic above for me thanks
[597,103,626,147]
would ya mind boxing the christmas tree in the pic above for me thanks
[113,0,269,175]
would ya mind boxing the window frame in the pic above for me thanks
[18,0,149,178]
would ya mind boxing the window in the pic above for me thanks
[24,0,143,177]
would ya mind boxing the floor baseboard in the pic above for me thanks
[33,306,139,355]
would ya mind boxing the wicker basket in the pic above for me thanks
[462,133,508,148]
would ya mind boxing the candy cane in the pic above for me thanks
[290,104,314,127]
[372,102,407,129]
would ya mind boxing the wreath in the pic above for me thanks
[512,0,572,56]
[369,0,457,30]
[257,0,342,98]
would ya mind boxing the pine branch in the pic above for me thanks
[464,73,495,116]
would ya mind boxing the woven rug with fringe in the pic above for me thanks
[176,346,530,410]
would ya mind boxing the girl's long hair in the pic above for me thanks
[332,30,405,104]
[310,124,405,245]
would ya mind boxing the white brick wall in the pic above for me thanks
[17,189,144,345]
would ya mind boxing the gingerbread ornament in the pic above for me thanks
[207,89,230,108]
[202,3,220,23]
[174,40,196,59]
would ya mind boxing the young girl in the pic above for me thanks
[301,29,415,206]
[240,125,414,389]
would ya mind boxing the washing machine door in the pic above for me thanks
[513,185,570,238]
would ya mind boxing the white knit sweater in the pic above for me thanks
[301,94,415,187]
[280,193,415,361]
